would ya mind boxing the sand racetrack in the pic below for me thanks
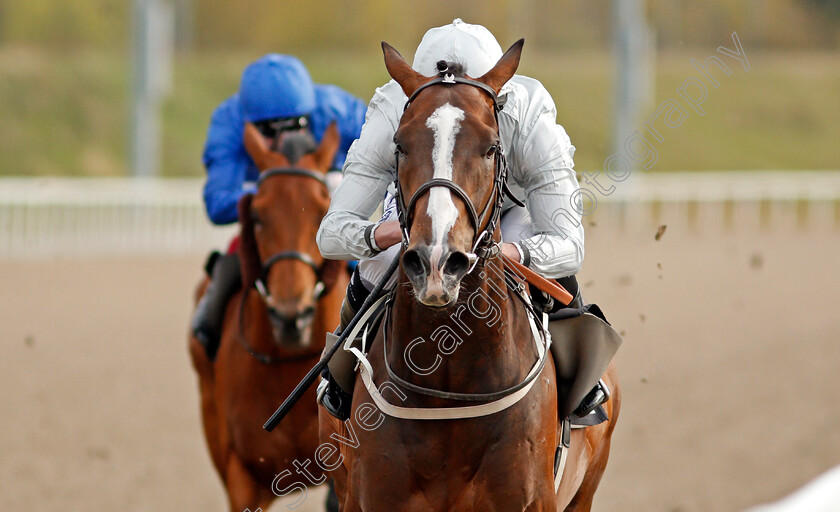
[2,225,839,511]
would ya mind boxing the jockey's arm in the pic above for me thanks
[505,80,584,279]
[317,94,397,260]
[202,99,254,225]
[317,79,584,275]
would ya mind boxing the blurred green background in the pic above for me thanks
[1,0,838,177]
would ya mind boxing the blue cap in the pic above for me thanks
[239,54,316,122]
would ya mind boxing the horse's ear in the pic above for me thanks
[243,122,271,170]
[237,193,262,286]
[477,39,524,94]
[313,122,340,173]
[244,122,288,171]
[382,41,426,97]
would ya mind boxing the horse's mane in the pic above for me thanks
[278,131,317,165]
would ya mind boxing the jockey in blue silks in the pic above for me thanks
[192,54,367,361]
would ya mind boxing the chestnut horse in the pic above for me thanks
[321,41,619,511]
[190,124,348,510]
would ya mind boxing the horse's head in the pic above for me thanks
[238,123,344,347]
[383,39,523,307]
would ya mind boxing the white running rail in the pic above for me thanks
[0,177,235,259]
[0,172,838,259]
[601,170,840,203]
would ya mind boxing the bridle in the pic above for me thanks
[237,167,334,364]
[252,167,332,305]
[254,248,325,338]
[393,73,523,269]
[378,72,548,409]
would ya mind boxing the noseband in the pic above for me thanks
[393,74,523,266]
[255,249,326,304]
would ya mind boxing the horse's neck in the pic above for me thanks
[389,259,534,393]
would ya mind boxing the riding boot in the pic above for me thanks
[573,380,609,417]
[191,252,242,361]
[318,267,370,421]
[557,274,583,309]
[547,275,611,418]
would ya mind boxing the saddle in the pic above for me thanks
[501,255,622,423]
[550,304,619,427]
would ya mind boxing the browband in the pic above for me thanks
[404,74,507,114]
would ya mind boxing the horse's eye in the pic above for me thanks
[394,142,405,155]
[486,145,498,158]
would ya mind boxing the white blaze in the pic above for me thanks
[424,103,464,268]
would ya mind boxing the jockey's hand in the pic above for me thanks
[501,242,522,263]
[373,220,402,250]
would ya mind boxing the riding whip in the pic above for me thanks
[264,255,400,432]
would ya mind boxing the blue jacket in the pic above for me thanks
[202,84,367,225]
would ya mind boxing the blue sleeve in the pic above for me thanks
[312,85,367,170]
[201,96,253,225]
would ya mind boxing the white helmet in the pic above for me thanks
[412,19,504,78]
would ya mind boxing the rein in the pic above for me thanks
[349,285,551,420]
[380,265,550,403]
[393,74,523,266]
[236,167,334,365]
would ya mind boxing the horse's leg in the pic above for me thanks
[255,491,278,512]
[562,433,608,512]
[563,364,621,512]
[224,453,260,512]
[325,478,340,512]
[563,434,613,512]
[189,278,231,482]
[194,355,229,475]
[319,408,351,510]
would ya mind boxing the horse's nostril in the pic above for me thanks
[443,251,470,279]
[268,305,315,342]
[402,249,428,280]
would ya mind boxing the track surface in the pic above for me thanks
[2,226,839,511]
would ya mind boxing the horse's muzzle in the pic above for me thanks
[267,305,316,346]
[402,245,471,307]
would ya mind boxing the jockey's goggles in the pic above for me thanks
[254,115,311,139]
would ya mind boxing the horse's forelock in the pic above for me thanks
[435,59,466,78]
[278,131,317,165]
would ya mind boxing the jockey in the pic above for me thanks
[316,19,607,421]
[191,53,367,361]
